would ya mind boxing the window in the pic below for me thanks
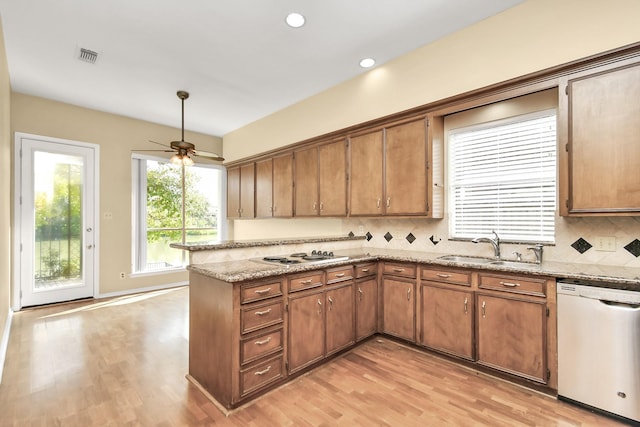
[448,110,556,243]
[132,155,225,272]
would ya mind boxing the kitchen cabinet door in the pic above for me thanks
[227,166,241,219]
[384,119,427,215]
[272,154,293,217]
[239,163,255,218]
[288,290,325,373]
[325,282,355,355]
[349,130,384,216]
[476,293,547,383]
[294,146,319,216]
[355,277,377,341]
[382,277,415,342]
[419,284,474,360]
[562,62,640,214]
[318,140,347,216]
[255,158,273,218]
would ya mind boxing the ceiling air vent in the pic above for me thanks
[78,48,98,64]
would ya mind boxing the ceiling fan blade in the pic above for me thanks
[193,152,225,162]
[134,149,174,152]
[194,149,224,157]
[148,139,172,149]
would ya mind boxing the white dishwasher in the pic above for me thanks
[557,281,640,424]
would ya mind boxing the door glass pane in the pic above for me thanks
[33,151,83,290]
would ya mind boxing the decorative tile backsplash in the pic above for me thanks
[342,215,640,268]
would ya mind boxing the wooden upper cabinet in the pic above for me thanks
[349,118,436,217]
[294,146,319,216]
[227,164,255,218]
[561,61,640,215]
[227,166,241,219]
[239,163,255,218]
[318,140,347,216]
[385,119,427,215]
[272,154,293,217]
[255,159,273,218]
[294,139,347,217]
[350,130,384,216]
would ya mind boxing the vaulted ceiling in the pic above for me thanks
[0,0,524,137]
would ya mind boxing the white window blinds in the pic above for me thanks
[448,110,556,243]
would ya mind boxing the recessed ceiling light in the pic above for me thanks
[285,12,305,28]
[359,58,376,68]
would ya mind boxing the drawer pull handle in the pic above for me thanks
[393,268,405,273]
[407,287,412,301]
[386,197,391,208]
[376,198,381,208]
[482,300,486,318]
[300,279,313,285]
[436,273,452,278]
[255,308,272,316]
[361,268,370,272]
[335,273,345,278]
[255,337,272,346]
[254,288,272,295]
[254,366,272,376]
[464,297,468,314]
[358,287,363,301]
[328,295,333,310]
[499,281,520,288]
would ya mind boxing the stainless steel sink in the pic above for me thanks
[436,255,495,264]
[489,260,539,269]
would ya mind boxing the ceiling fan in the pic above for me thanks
[142,91,224,165]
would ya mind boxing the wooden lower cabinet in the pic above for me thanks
[382,276,416,342]
[325,282,355,355]
[356,277,377,341]
[419,283,474,360]
[476,293,547,383]
[288,288,325,373]
[287,267,355,374]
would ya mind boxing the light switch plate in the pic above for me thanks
[594,236,616,252]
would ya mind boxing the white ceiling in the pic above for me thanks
[0,0,524,137]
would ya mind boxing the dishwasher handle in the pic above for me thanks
[600,300,640,309]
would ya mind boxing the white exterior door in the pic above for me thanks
[16,133,99,308]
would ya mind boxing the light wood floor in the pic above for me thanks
[0,286,626,426]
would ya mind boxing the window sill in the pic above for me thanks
[129,268,187,278]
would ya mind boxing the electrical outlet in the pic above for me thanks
[103,211,113,220]
[594,236,616,252]
[119,272,126,279]
[358,225,364,234]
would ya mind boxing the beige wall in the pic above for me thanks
[223,0,640,162]
[226,0,640,246]
[0,19,11,347]
[10,93,223,296]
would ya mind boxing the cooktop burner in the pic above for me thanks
[255,250,349,267]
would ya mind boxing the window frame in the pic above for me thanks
[132,153,227,274]
[446,109,557,244]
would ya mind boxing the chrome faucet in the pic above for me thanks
[527,243,544,264]
[472,230,501,259]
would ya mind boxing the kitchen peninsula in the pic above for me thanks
[174,236,640,411]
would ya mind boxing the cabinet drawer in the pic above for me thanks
[355,263,376,278]
[383,263,416,278]
[421,267,471,286]
[240,328,283,366]
[241,280,283,304]
[289,272,324,292]
[241,300,284,334]
[326,266,353,284]
[478,273,546,297]
[240,355,284,397]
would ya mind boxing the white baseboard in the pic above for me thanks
[96,281,188,299]
[0,308,14,384]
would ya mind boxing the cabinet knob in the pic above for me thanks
[358,287,363,301]
[407,287,412,301]
[386,197,391,208]
[376,198,381,209]
[481,300,486,318]
[464,297,468,314]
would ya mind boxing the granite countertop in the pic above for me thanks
[170,235,366,251]
[187,247,640,291]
